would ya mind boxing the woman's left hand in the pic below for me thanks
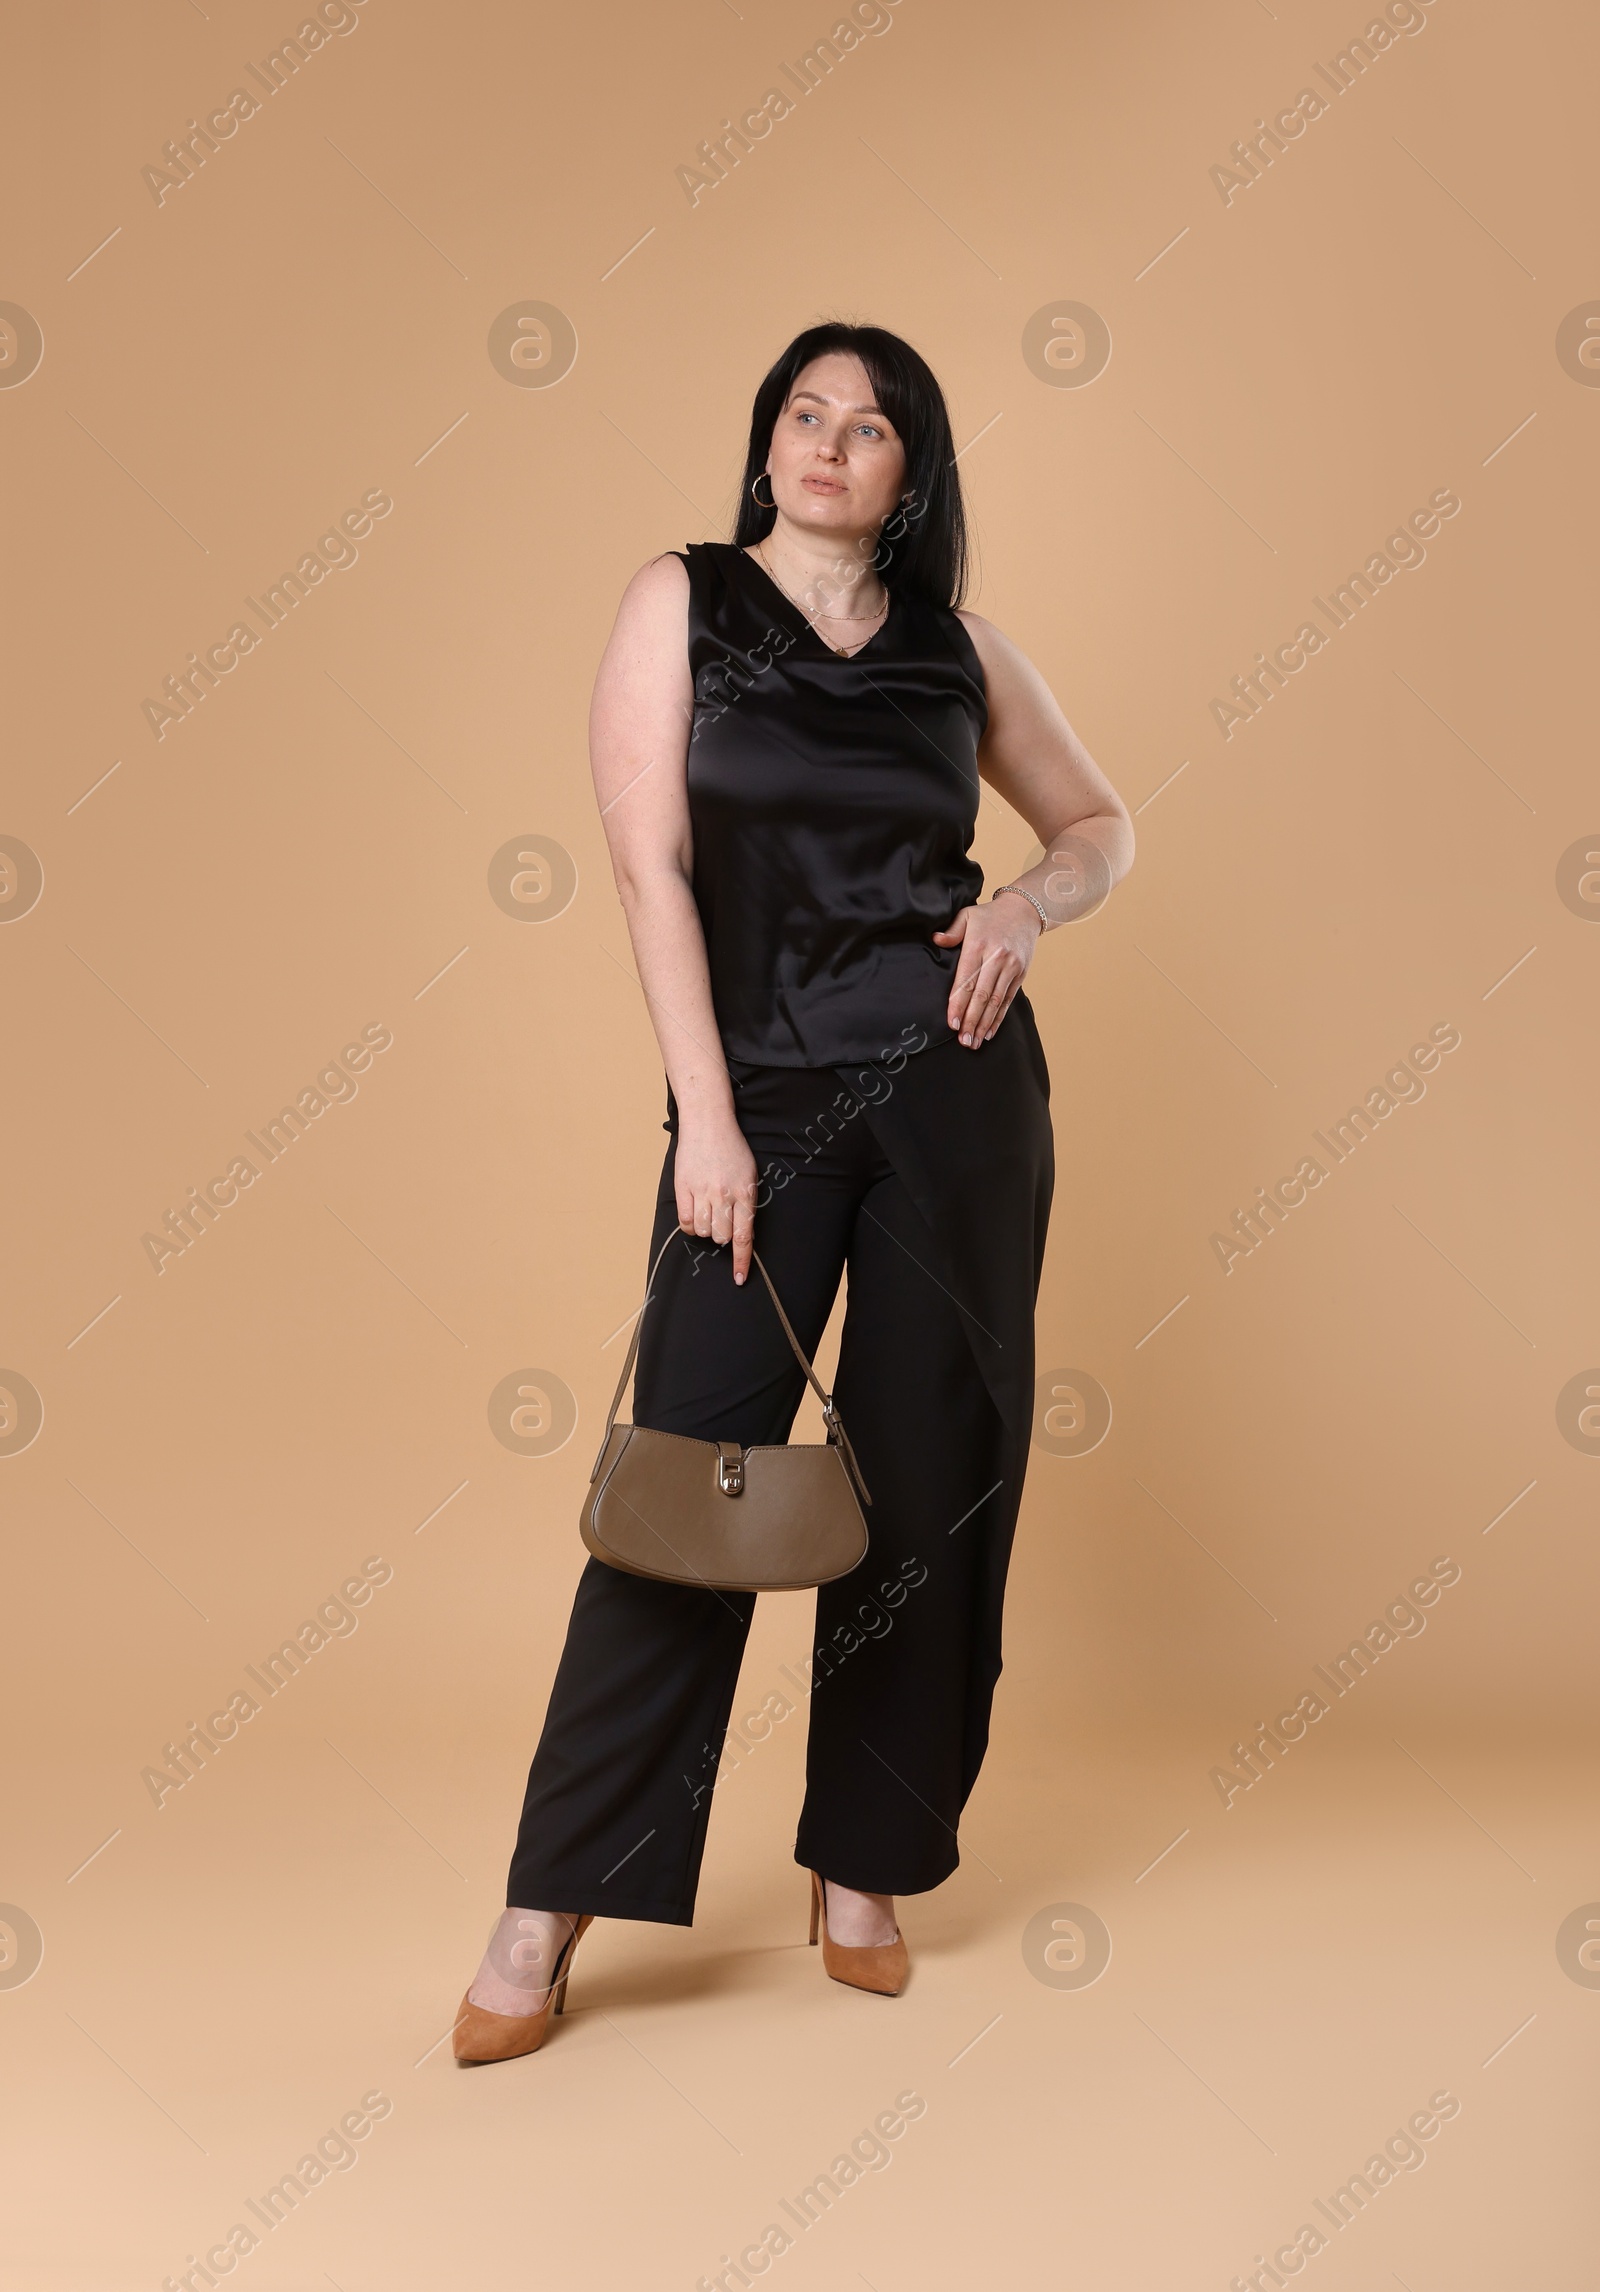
[933,896,1043,1048]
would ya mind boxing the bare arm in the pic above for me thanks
[933,610,1135,1046]
[590,555,758,1280]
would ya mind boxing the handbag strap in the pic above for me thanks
[593,1230,872,1505]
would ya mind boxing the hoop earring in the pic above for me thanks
[751,473,775,509]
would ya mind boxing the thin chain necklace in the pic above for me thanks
[753,543,890,655]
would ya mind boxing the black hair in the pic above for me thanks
[731,322,969,608]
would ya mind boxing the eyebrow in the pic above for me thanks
[788,391,889,417]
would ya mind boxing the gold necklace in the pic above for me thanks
[753,545,889,652]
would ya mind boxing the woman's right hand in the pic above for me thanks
[673,1113,759,1284]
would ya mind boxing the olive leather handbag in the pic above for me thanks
[581,1232,872,1592]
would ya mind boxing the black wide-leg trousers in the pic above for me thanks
[506,1008,1054,1925]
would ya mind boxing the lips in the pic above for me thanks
[802,476,846,494]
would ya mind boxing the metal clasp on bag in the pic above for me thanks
[716,1441,744,1497]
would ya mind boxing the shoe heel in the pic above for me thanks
[550,1912,591,2015]
[808,1870,822,1947]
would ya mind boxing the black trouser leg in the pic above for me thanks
[505,1117,857,1924]
[794,1151,1007,1895]
[503,1557,756,1924]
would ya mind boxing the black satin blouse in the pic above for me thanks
[677,541,988,1068]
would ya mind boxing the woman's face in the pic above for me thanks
[763,353,908,541]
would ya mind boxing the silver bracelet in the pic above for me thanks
[991,882,1049,933]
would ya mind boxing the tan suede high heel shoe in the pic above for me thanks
[809,1871,908,1996]
[452,1913,593,2065]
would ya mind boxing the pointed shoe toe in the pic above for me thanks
[821,1932,909,1996]
[451,1987,561,2065]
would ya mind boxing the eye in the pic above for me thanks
[855,422,885,440]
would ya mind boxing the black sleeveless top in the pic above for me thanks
[677,541,988,1068]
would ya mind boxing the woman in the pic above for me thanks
[454,321,1134,2062]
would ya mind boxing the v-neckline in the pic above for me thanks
[736,545,894,662]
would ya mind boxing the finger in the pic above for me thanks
[956,952,1005,1043]
[969,956,1021,1046]
[951,970,987,1039]
[731,1190,755,1286]
[709,1193,733,1247]
[947,946,990,1031]
[981,978,1021,1043]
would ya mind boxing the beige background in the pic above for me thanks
[3,0,1595,2283]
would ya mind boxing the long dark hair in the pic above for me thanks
[732,322,970,608]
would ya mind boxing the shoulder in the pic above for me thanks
[608,551,691,643]
[618,542,745,615]
[594,554,696,701]
[953,608,1048,705]
[623,551,691,606]
[953,607,1018,673]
